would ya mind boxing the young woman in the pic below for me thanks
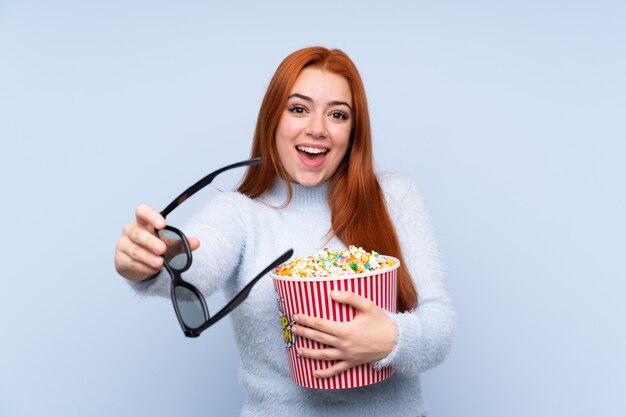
[114,46,455,417]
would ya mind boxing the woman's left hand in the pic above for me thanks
[291,290,398,379]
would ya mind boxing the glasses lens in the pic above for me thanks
[174,285,207,329]
[158,229,189,270]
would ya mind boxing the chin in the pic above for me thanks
[293,174,326,187]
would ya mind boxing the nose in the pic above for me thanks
[305,113,327,139]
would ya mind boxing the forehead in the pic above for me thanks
[290,67,352,105]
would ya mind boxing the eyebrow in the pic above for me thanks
[288,93,353,111]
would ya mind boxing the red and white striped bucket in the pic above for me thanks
[270,257,399,389]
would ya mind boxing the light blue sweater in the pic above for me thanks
[131,172,456,417]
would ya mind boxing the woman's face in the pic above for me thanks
[275,67,353,186]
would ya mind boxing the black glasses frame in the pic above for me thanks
[155,158,293,337]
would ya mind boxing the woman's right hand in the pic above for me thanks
[114,204,200,282]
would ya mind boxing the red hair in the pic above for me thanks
[238,47,418,312]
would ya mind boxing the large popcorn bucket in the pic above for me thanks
[270,257,399,389]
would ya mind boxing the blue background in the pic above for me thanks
[1,1,625,416]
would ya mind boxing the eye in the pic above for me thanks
[288,104,307,115]
[329,110,349,120]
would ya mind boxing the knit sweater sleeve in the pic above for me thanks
[373,173,456,376]
[126,191,246,298]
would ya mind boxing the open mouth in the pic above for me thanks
[296,145,329,164]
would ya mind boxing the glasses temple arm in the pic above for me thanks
[160,157,262,218]
[194,248,294,334]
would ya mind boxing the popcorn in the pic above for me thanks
[274,245,395,278]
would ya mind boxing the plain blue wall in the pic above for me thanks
[1,1,624,416]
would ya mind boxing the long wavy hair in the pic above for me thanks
[238,47,418,312]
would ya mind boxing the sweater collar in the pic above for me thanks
[260,178,330,208]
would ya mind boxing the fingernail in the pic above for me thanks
[296,349,302,357]
[331,290,340,297]
[292,314,299,322]
[155,218,165,228]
